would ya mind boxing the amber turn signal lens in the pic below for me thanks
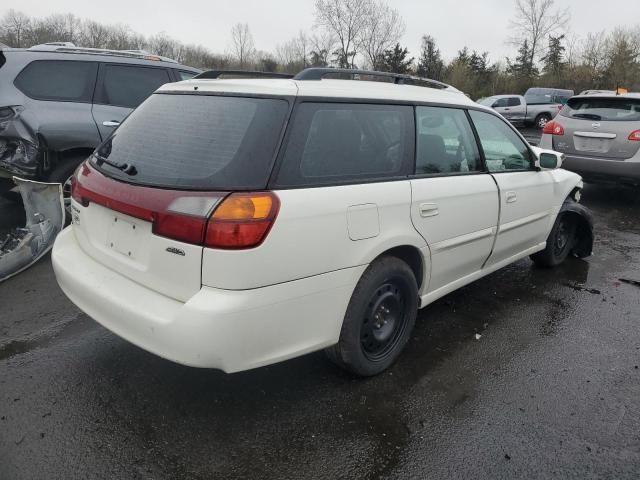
[212,194,274,221]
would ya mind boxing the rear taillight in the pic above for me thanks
[628,130,640,141]
[205,192,279,249]
[543,120,565,136]
[71,162,279,249]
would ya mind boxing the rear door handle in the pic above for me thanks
[419,202,439,217]
[103,120,121,127]
[505,191,517,203]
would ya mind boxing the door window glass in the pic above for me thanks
[15,60,97,102]
[100,65,170,108]
[507,97,522,107]
[469,110,532,172]
[415,107,482,174]
[275,103,413,186]
[492,98,509,108]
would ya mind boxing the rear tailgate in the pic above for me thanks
[554,97,640,159]
[71,166,216,302]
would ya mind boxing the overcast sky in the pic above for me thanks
[2,0,637,63]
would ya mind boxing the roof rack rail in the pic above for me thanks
[293,68,456,91]
[27,43,179,64]
[195,70,295,80]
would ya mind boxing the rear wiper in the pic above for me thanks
[93,153,137,175]
[571,113,602,121]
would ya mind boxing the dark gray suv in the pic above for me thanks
[0,42,200,198]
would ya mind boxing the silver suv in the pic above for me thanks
[0,43,200,199]
[539,93,640,186]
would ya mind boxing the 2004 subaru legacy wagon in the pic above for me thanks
[52,68,594,376]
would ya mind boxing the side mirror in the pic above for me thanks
[535,151,563,170]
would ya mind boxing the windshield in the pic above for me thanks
[560,97,640,122]
[93,93,289,190]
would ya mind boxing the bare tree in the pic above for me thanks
[309,31,336,66]
[359,1,405,70]
[314,0,372,68]
[230,23,255,68]
[81,20,110,48]
[509,0,569,66]
[0,9,32,47]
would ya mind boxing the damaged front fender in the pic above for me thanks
[0,178,64,282]
[561,199,594,258]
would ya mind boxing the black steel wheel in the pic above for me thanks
[531,213,577,268]
[326,256,418,376]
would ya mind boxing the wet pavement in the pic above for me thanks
[1,182,639,479]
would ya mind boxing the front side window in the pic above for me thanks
[100,65,171,109]
[275,103,413,187]
[493,98,509,108]
[15,60,97,102]
[469,110,532,172]
[177,70,198,81]
[415,106,482,174]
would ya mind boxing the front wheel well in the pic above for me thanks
[375,245,425,290]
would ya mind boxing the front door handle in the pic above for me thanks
[103,120,121,127]
[419,202,439,217]
[505,191,517,203]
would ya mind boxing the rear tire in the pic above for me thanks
[325,256,418,377]
[531,213,577,268]
[535,113,552,129]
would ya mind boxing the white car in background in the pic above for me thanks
[52,68,594,377]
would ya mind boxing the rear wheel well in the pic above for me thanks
[376,246,424,290]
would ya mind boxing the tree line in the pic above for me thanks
[1,0,639,99]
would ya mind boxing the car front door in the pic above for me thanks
[92,63,172,140]
[468,110,555,267]
[410,106,499,294]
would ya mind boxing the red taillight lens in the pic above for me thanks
[543,120,565,136]
[72,162,279,249]
[72,162,224,245]
[628,130,640,141]
[205,192,280,249]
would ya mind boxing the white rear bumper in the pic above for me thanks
[52,227,364,372]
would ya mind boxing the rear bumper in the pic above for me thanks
[561,154,640,184]
[52,227,364,372]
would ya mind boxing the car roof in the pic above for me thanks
[158,78,482,108]
[570,92,640,100]
[3,47,200,72]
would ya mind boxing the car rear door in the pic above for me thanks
[91,63,172,141]
[468,110,555,267]
[410,106,499,293]
[505,96,526,123]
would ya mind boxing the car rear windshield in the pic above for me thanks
[560,97,640,122]
[93,93,289,190]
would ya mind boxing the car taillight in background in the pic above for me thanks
[71,162,280,249]
[543,120,565,136]
[628,130,640,142]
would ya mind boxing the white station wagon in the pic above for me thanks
[52,68,594,376]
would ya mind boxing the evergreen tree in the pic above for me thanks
[416,35,444,80]
[379,43,414,74]
[542,34,566,79]
[508,39,539,79]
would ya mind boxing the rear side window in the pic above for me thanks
[275,103,414,187]
[94,94,289,189]
[15,60,97,102]
[416,106,481,174]
[507,97,521,107]
[99,65,171,108]
[560,97,640,122]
